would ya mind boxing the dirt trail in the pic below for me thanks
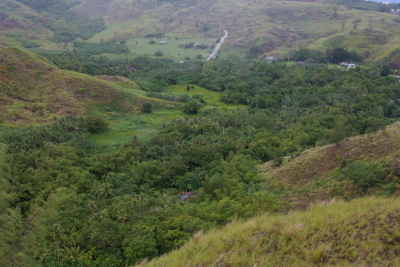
[206,30,228,61]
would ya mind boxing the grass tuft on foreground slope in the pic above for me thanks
[139,197,400,267]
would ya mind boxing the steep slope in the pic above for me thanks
[138,197,400,267]
[0,47,172,125]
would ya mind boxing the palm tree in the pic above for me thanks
[90,182,113,201]
[51,223,64,263]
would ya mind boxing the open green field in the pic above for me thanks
[126,37,215,61]
[167,85,223,106]
[89,109,183,145]
[100,37,218,61]
[166,85,246,109]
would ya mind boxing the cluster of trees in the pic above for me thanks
[43,52,400,129]
[145,32,165,38]
[292,47,362,63]
[73,40,130,56]
[0,113,283,266]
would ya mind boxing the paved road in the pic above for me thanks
[206,30,228,61]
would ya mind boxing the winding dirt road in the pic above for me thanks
[206,30,228,61]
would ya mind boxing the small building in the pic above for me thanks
[390,9,400,14]
[265,56,279,62]
[338,62,356,69]
[389,74,400,81]
[159,41,167,44]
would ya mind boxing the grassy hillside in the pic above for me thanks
[138,196,400,267]
[0,0,53,48]
[0,47,175,125]
[1,0,400,61]
[260,121,400,209]
[71,0,400,62]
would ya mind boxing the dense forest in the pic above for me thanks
[1,49,400,266]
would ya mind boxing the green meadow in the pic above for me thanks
[89,109,183,145]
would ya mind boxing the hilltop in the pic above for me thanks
[0,47,172,125]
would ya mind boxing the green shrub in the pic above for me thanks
[340,160,388,191]
[142,103,153,114]
[86,116,109,134]
[183,101,202,114]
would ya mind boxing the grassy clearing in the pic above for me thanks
[139,197,400,267]
[124,37,216,61]
[166,85,245,109]
[89,108,183,145]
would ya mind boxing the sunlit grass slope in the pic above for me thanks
[138,197,400,267]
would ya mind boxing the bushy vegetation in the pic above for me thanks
[0,117,283,266]
[293,47,362,63]
[340,160,388,191]
[73,40,130,56]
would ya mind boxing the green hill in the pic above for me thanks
[0,0,53,47]
[0,47,173,125]
[138,196,400,267]
[2,0,400,62]
[72,0,400,62]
